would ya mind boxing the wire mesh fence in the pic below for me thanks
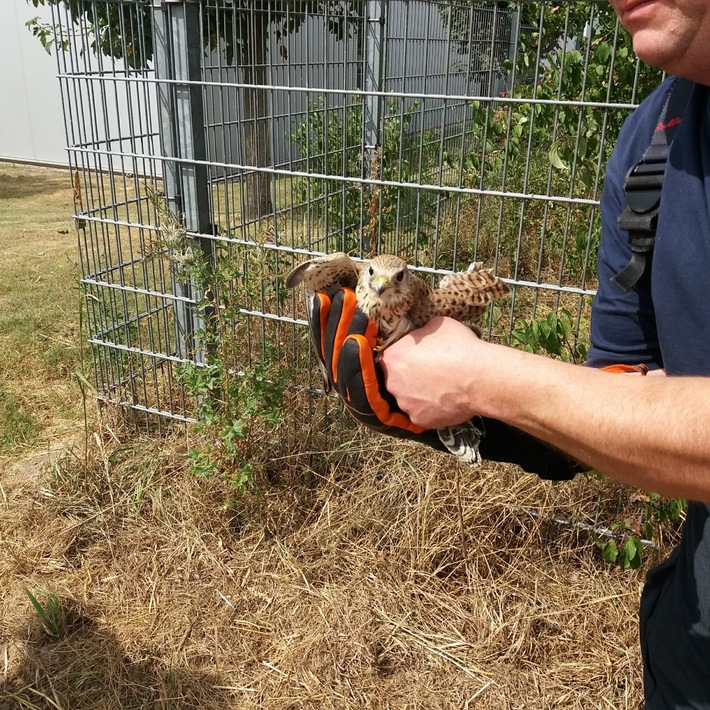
[50,0,664,424]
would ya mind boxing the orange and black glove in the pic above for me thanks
[600,363,649,375]
[310,287,450,452]
[310,286,583,480]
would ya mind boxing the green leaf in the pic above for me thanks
[643,522,654,541]
[549,143,570,172]
[600,539,618,564]
[558,309,573,339]
[566,49,582,66]
[620,538,640,569]
[531,320,540,341]
[595,42,612,64]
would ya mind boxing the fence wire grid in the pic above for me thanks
[50,0,664,424]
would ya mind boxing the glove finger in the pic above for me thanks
[309,291,332,372]
[338,334,427,434]
[347,305,379,344]
[323,288,358,385]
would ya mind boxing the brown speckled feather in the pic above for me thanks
[285,252,360,293]
[417,265,510,325]
[355,254,509,350]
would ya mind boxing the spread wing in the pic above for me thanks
[430,263,510,322]
[285,252,360,294]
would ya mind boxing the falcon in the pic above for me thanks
[285,252,510,465]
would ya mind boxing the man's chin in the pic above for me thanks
[631,33,681,74]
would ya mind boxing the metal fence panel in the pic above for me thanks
[51,0,664,422]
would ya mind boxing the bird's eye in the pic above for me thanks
[368,266,374,276]
[395,270,405,282]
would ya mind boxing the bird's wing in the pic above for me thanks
[428,265,510,322]
[284,251,359,293]
[437,420,484,466]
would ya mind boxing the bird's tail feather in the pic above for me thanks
[437,420,484,466]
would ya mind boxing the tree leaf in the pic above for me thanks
[620,538,640,569]
[595,42,612,64]
[549,143,570,172]
[601,540,618,564]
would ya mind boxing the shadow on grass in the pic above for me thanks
[2,598,231,710]
[0,170,70,201]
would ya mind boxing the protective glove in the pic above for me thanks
[310,287,451,452]
[600,363,649,375]
[310,286,584,480]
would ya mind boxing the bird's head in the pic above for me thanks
[365,255,410,298]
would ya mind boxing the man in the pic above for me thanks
[314,1,710,706]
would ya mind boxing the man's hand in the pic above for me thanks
[379,315,582,479]
[380,316,486,429]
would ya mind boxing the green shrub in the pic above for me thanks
[291,99,440,253]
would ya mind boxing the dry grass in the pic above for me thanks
[1,417,665,710]
[0,162,680,709]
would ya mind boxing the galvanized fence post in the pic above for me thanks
[153,0,214,363]
[362,0,386,253]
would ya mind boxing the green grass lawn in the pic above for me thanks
[0,163,86,457]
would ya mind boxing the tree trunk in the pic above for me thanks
[242,9,273,220]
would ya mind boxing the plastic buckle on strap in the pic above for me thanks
[617,158,667,250]
[612,160,666,293]
[620,159,666,217]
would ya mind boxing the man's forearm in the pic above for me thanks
[381,317,710,502]
[474,344,710,500]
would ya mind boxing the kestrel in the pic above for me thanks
[285,252,510,465]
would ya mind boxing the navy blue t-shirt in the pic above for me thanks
[589,78,710,708]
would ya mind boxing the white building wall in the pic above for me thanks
[0,0,67,165]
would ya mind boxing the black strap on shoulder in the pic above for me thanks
[611,78,695,292]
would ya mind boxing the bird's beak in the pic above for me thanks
[374,277,393,296]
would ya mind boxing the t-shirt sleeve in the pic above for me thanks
[585,82,672,370]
